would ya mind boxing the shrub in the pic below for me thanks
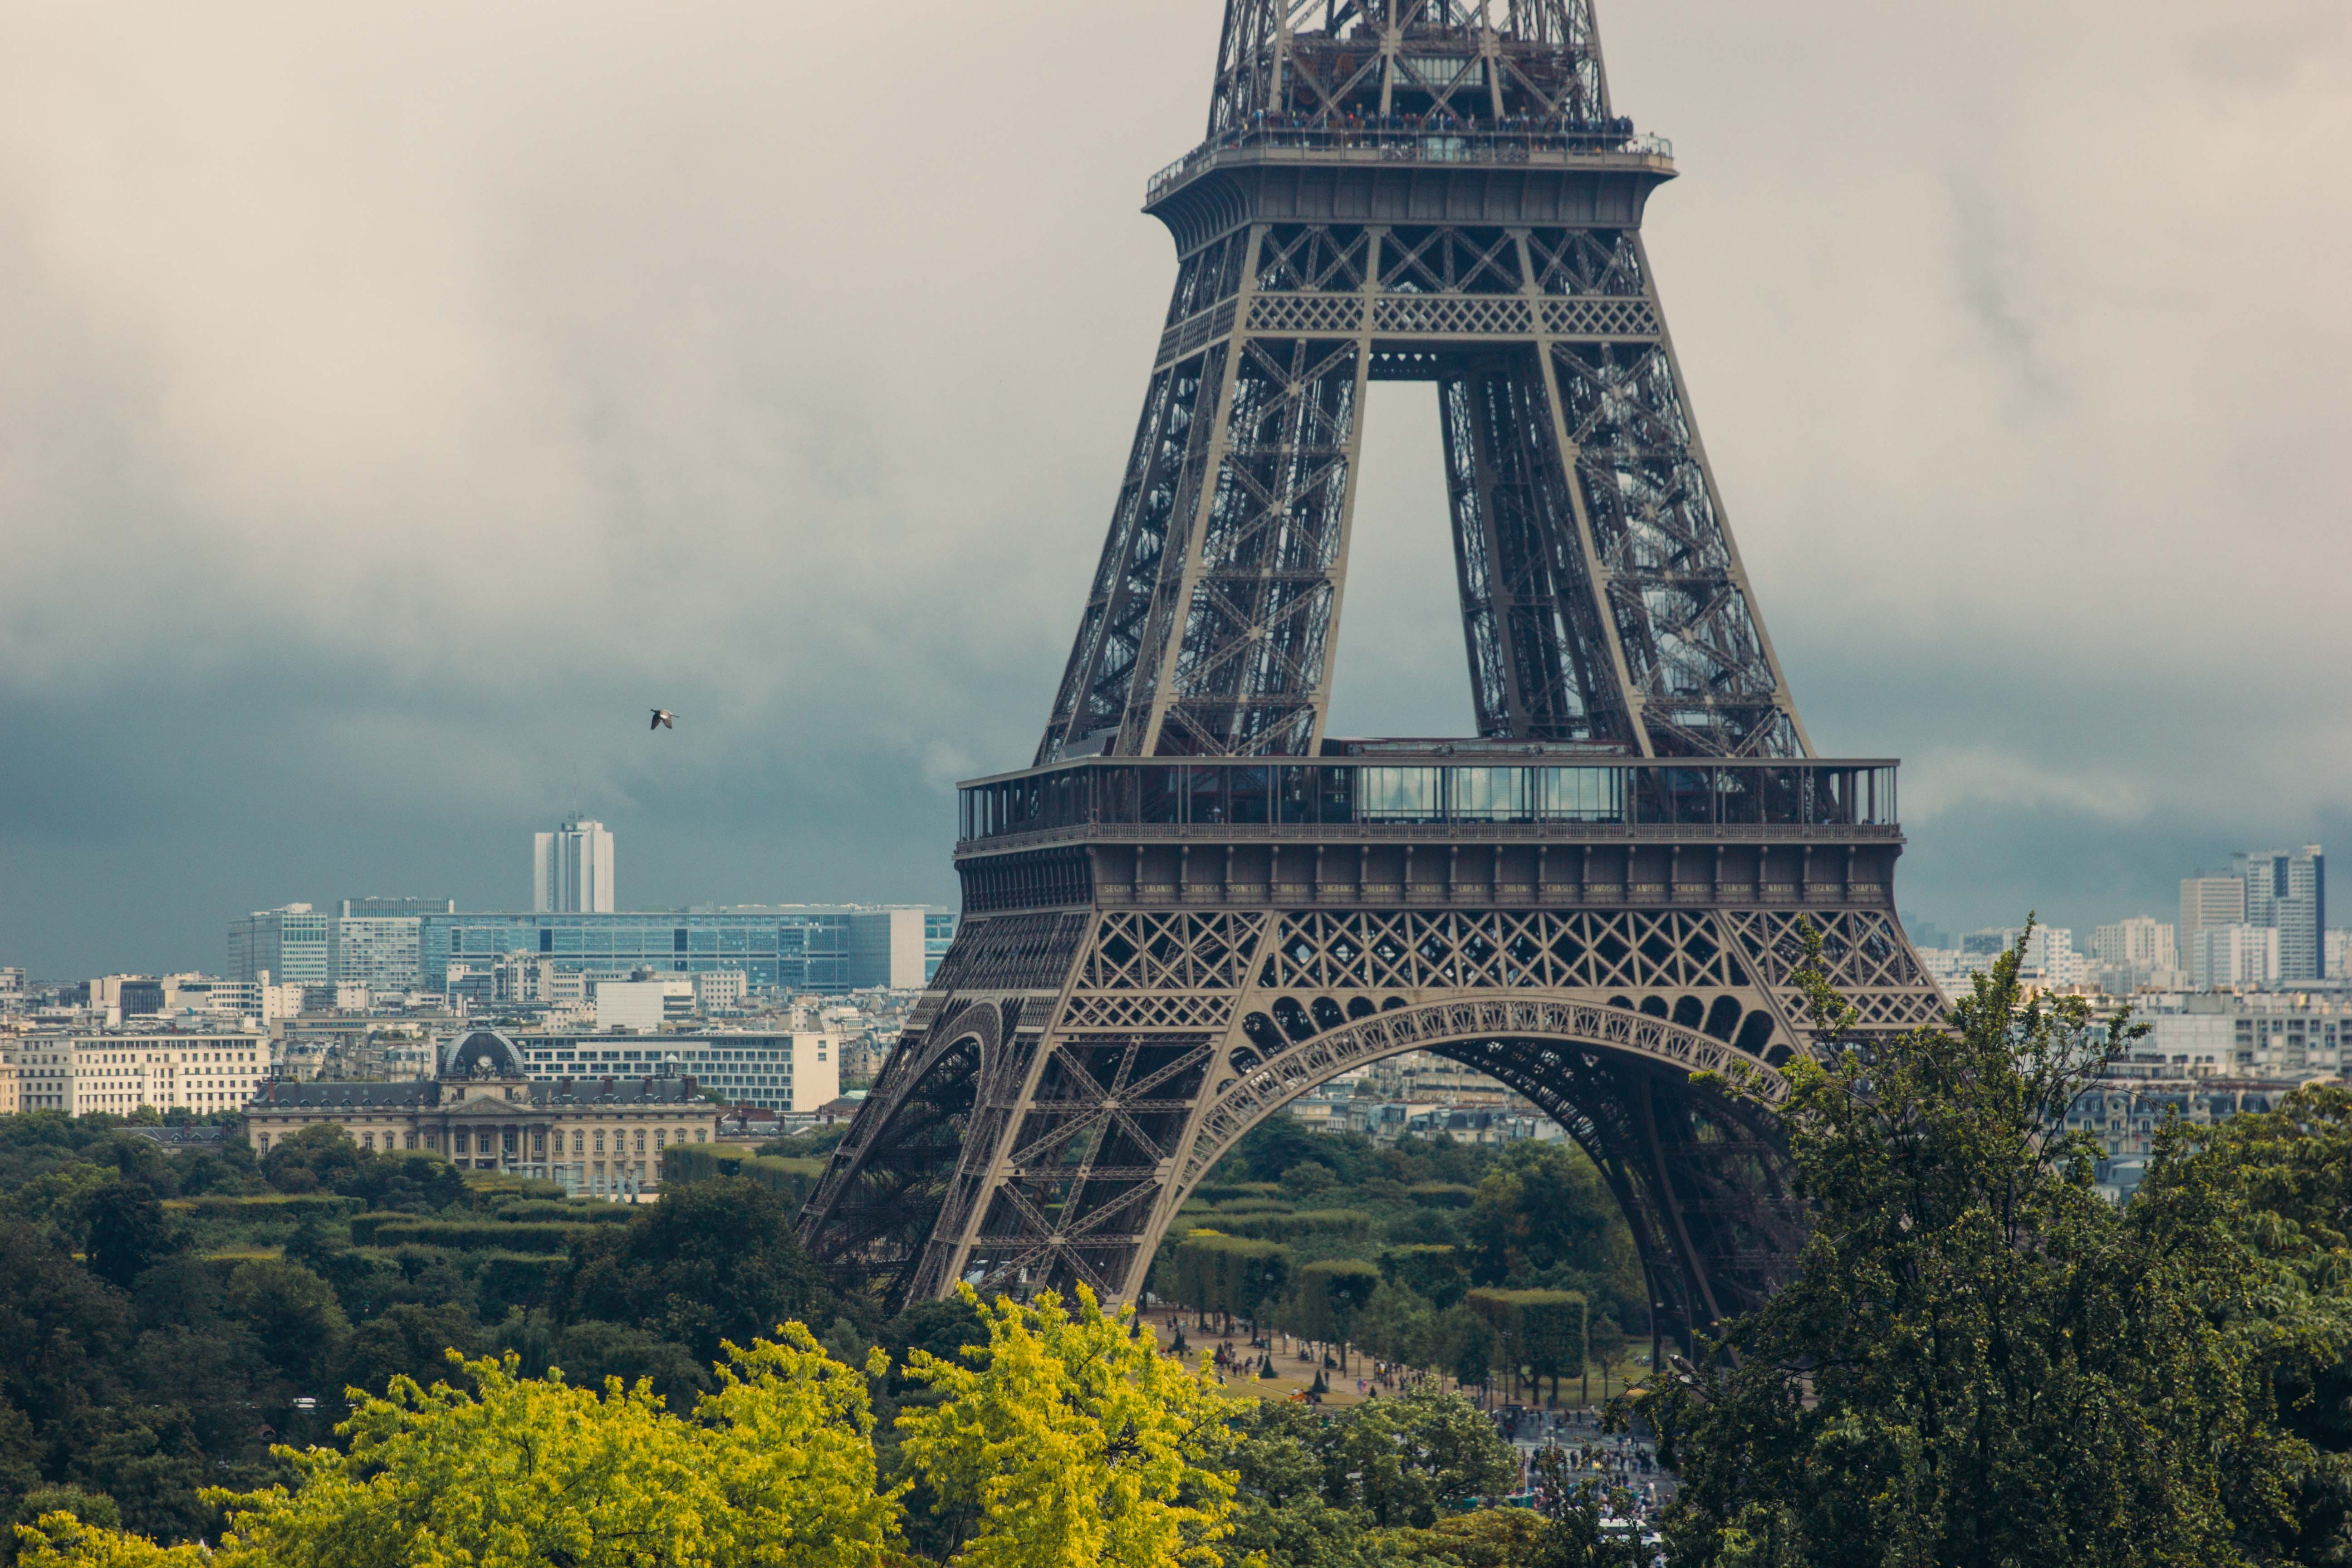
[661,1143,825,1206]
[1215,1208,1372,1245]
[1406,1182,1477,1209]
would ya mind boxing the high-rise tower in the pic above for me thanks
[534,819,615,914]
[802,0,1943,1351]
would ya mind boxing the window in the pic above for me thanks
[455,1130,471,1154]
[633,1130,646,1154]
[655,1129,668,1150]
[594,1130,606,1154]
[573,1130,584,1154]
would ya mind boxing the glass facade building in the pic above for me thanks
[421,910,854,994]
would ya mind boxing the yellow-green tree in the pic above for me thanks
[896,1284,1237,1568]
[695,1326,909,1567]
[217,1353,734,1568]
[21,1328,906,1568]
[15,1513,218,1568]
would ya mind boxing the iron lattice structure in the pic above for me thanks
[802,0,1942,1350]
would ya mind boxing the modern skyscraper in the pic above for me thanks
[2180,875,2247,970]
[226,904,331,985]
[2236,845,2326,983]
[533,819,615,914]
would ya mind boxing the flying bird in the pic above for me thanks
[650,710,678,731]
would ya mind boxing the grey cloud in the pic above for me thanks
[1,0,2347,975]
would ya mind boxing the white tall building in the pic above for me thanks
[2191,923,2279,989]
[2092,916,2176,971]
[1960,926,2080,988]
[2237,845,2326,983]
[329,917,423,994]
[533,819,615,914]
[2180,874,2247,970]
[227,905,330,985]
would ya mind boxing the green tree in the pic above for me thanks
[1647,924,2333,1568]
[77,1183,181,1294]
[559,1177,839,1367]
[330,1303,482,1400]
[1317,1384,1520,1526]
[224,1261,348,1393]
[895,1284,1235,1568]
[1172,1234,1293,1335]
[1288,1259,1380,1371]
[1462,1142,1626,1289]
[1378,1243,1467,1308]
[1466,1289,1584,1406]
[2132,1082,2352,1563]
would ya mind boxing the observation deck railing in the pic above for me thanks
[959,755,1896,847]
[1146,120,1674,206]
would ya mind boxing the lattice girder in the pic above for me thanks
[808,0,1939,1346]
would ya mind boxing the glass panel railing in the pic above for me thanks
[958,759,1896,841]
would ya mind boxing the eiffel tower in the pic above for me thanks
[801,0,1944,1348]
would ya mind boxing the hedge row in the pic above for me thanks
[1191,1182,1284,1205]
[661,1143,826,1205]
[488,1200,635,1226]
[1211,1208,1373,1245]
[352,1218,604,1252]
[165,1194,366,1220]
[1406,1182,1479,1209]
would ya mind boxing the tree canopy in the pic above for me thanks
[1647,926,2352,1568]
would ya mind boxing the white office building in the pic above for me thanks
[513,1031,841,1114]
[2179,874,2247,967]
[595,978,696,1031]
[2238,845,2326,983]
[2191,923,2279,989]
[227,904,331,985]
[330,917,423,994]
[691,969,749,1012]
[1959,926,2080,989]
[2093,916,2176,971]
[534,819,616,914]
[9,1030,272,1117]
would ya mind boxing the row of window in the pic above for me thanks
[258,1122,711,1157]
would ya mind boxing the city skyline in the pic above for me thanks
[2,0,2348,977]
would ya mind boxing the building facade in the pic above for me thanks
[329,917,424,994]
[227,905,331,985]
[534,819,616,914]
[0,1031,270,1116]
[2092,916,2177,971]
[245,1030,716,1198]
[2192,923,2280,989]
[2239,845,2327,983]
[510,1031,840,1114]
[2180,874,2249,970]
[420,908,873,994]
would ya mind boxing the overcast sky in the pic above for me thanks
[1,0,2347,979]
